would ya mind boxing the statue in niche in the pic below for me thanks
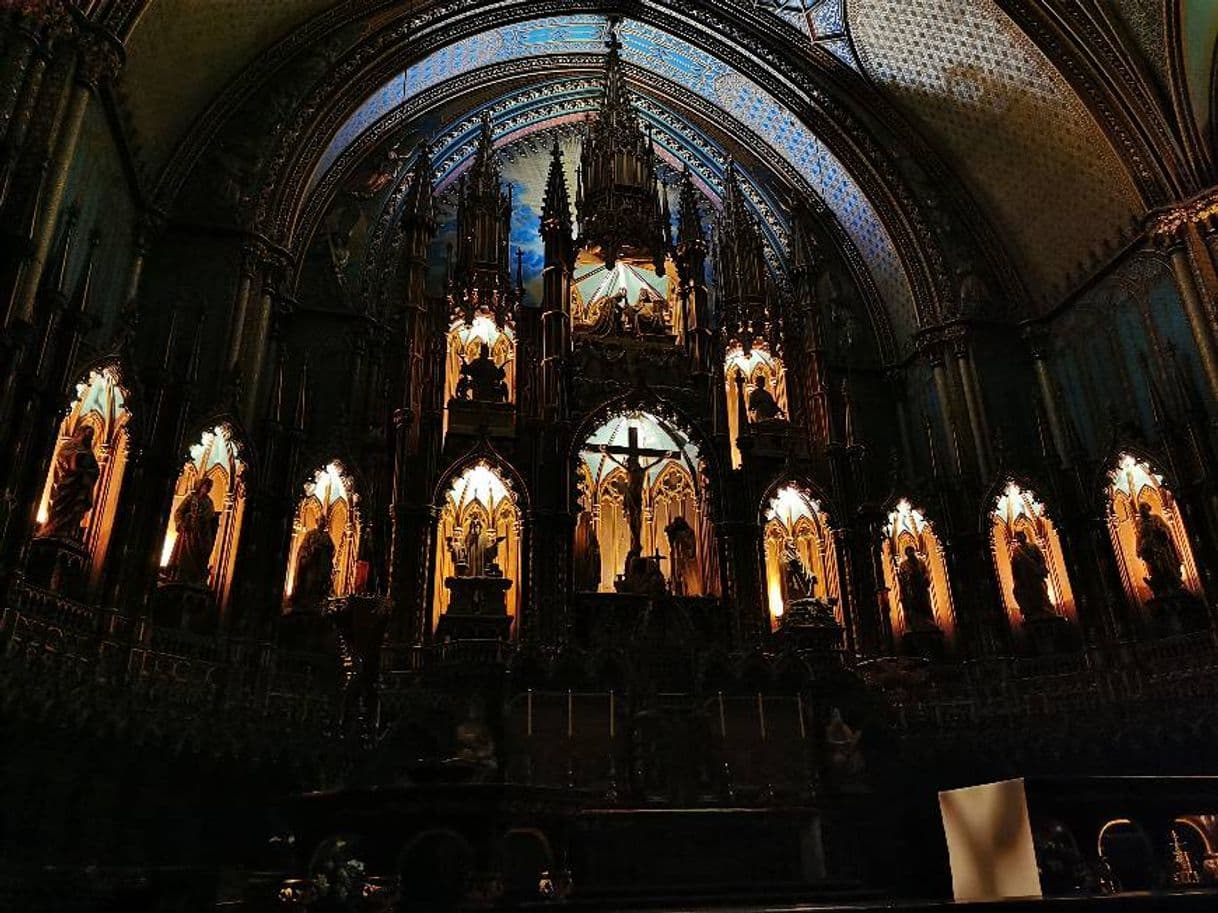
[41,425,100,542]
[446,533,469,576]
[573,510,601,592]
[897,545,937,631]
[782,537,816,601]
[464,515,505,578]
[664,515,700,597]
[168,477,219,586]
[635,286,670,335]
[747,375,786,425]
[599,441,676,563]
[455,342,509,403]
[1135,502,1183,597]
[293,515,335,611]
[1010,530,1055,620]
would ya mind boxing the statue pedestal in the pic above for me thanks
[774,597,842,653]
[152,581,216,633]
[1021,613,1075,656]
[25,536,89,599]
[743,420,790,460]
[436,576,513,641]
[1148,590,1209,636]
[447,398,515,438]
[901,626,946,662]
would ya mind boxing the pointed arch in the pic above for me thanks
[283,459,364,611]
[1104,451,1202,611]
[34,364,133,585]
[759,479,842,630]
[988,478,1076,630]
[158,422,249,612]
[880,497,957,646]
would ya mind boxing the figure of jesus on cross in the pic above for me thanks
[598,424,680,563]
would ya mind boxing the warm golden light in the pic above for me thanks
[989,480,1075,625]
[762,483,840,629]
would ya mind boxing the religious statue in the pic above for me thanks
[1135,502,1183,597]
[168,477,220,586]
[40,425,100,542]
[454,342,509,403]
[635,286,669,335]
[446,533,469,576]
[463,515,505,578]
[664,515,700,597]
[825,707,864,782]
[1010,529,1055,620]
[782,537,815,601]
[293,515,335,612]
[599,437,677,563]
[747,375,785,424]
[896,545,937,631]
[573,510,602,592]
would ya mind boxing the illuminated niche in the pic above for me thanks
[576,410,718,596]
[1105,453,1201,608]
[283,462,361,610]
[433,461,522,631]
[990,481,1075,627]
[446,313,516,405]
[159,425,246,608]
[724,344,788,468]
[572,249,682,339]
[881,499,956,643]
[762,484,840,628]
[35,367,131,581]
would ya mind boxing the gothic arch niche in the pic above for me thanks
[283,461,362,612]
[762,483,841,630]
[572,251,682,339]
[432,460,523,633]
[1105,453,1201,609]
[159,425,247,610]
[881,499,956,644]
[989,481,1076,630]
[34,366,132,583]
[575,409,718,597]
[724,345,788,469]
[446,314,516,410]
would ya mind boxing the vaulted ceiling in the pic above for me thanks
[107,0,1215,343]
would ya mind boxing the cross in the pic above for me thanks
[597,424,676,463]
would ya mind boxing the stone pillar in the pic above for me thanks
[224,243,261,374]
[953,337,991,479]
[8,32,120,328]
[928,350,961,476]
[1163,237,1218,408]
[240,257,283,426]
[0,21,40,140]
[1024,326,1071,468]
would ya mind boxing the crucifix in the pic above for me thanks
[598,423,679,560]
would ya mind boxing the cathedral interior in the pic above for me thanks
[9,1,1218,910]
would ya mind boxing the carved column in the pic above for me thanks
[240,253,285,426]
[927,347,962,477]
[1024,325,1071,468]
[224,242,262,376]
[8,29,120,328]
[952,334,991,480]
[1160,233,1218,408]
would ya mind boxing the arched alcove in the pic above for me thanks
[446,314,516,409]
[433,460,523,634]
[572,252,682,339]
[724,344,788,468]
[159,424,247,611]
[1105,453,1202,610]
[34,367,132,584]
[881,498,956,645]
[575,409,717,597]
[283,461,362,612]
[989,481,1076,630]
[761,483,840,630]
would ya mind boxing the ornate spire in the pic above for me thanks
[676,167,704,248]
[467,110,502,196]
[714,160,771,352]
[401,141,436,231]
[542,140,572,232]
[452,112,515,327]
[576,19,668,272]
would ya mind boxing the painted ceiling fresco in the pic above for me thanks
[850,0,1143,304]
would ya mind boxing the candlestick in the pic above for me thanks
[797,693,806,739]
[718,691,726,739]
[567,689,573,739]
[527,689,533,737]
[757,692,767,742]
[609,690,615,739]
